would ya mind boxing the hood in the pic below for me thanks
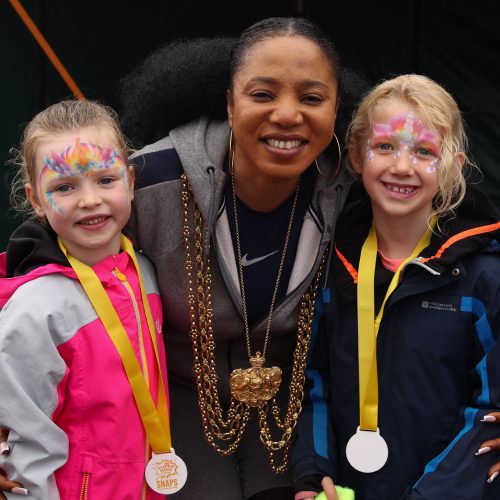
[3,219,68,278]
[168,116,352,236]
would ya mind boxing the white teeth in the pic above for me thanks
[80,217,106,225]
[385,184,416,194]
[266,138,301,149]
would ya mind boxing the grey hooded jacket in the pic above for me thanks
[128,116,350,401]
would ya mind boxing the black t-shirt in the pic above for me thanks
[224,161,315,326]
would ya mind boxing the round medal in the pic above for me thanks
[346,427,388,473]
[145,449,188,494]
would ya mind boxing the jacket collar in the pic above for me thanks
[334,183,500,284]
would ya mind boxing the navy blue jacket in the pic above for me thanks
[292,185,500,500]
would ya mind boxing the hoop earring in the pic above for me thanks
[315,159,327,178]
[229,129,235,173]
[315,133,342,178]
[333,133,342,175]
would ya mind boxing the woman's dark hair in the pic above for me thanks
[119,37,236,148]
[229,17,341,92]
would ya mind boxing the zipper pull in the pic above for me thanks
[114,267,127,282]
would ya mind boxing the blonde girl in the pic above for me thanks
[293,74,500,500]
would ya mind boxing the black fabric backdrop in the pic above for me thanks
[1,0,499,248]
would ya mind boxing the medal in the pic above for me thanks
[59,236,187,493]
[145,450,188,494]
[346,427,388,473]
[351,222,435,473]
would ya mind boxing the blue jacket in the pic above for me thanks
[292,185,500,500]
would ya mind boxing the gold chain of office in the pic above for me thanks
[181,173,326,473]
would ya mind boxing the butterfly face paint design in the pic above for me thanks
[366,112,442,173]
[39,138,127,214]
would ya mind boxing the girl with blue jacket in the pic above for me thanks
[293,74,500,500]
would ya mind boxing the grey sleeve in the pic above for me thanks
[0,283,70,500]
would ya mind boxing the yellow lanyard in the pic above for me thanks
[357,221,434,430]
[58,235,171,453]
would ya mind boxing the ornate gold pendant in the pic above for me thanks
[230,352,282,407]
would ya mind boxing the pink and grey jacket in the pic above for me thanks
[0,220,168,499]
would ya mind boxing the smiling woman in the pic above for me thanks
[227,35,338,210]
[118,17,350,500]
[0,18,360,500]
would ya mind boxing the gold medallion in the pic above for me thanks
[230,352,282,407]
[181,167,326,473]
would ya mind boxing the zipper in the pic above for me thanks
[79,472,90,500]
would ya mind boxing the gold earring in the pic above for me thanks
[333,133,342,175]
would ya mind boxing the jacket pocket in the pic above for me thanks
[74,454,148,500]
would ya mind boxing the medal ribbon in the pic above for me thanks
[357,221,435,430]
[58,235,171,453]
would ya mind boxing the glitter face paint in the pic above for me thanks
[366,111,441,172]
[40,138,127,214]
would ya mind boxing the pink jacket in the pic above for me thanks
[0,240,169,499]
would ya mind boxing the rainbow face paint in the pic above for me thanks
[39,138,127,213]
[366,111,441,171]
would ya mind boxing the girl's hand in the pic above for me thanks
[295,476,339,500]
[478,412,500,483]
[320,476,339,500]
[0,429,29,497]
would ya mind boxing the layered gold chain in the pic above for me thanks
[181,173,326,473]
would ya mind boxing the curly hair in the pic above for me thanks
[119,37,236,148]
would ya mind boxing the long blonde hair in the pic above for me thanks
[347,74,477,224]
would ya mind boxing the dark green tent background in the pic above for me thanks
[1,0,499,249]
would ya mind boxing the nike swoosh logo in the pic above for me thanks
[241,251,279,267]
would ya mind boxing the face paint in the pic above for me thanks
[39,138,127,213]
[425,159,441,173]
[369,111,441,169]
[373,111,439,148]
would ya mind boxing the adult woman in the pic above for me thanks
[123,18,348,500]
